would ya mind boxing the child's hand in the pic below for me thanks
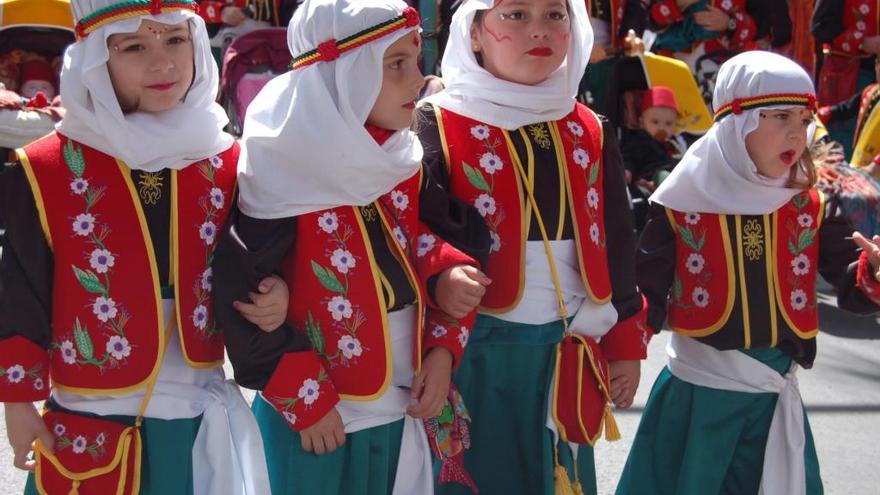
[407,347,453,419]
[5,402,54,471]
[623,30,645,57]
[863,36,880,55]
[220,6,247,26]
[435,265,491,319]
[675,0,701,11]
[608,360,641,409]
[694,6,730,32]
[852,232,880,281]
[635,178,656,193]
[299,407,346,455]
[233,275,289,332]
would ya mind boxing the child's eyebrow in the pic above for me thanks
[384,48,416,59]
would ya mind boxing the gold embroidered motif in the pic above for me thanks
[527,124,552,150]
[743,218,764,261]
[137,171,163,205]
[360,204,377,222]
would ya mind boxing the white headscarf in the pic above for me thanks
[423,0,592,130]
[651,51,817,215]
[236,0,423,219]
[57,2,232,172]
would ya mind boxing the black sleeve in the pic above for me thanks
[747,0,792,47]
[826,91,862,125]
[602,119,644,322]
[0,163,54,348]
[212,206,312,390]
[635,203,676,333]
[620,0,649,38]
[817,197,880,315]
[416,105,452,190]
[812,0,846,43]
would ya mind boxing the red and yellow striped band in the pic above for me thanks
[290,7,420,70]
[76,0,199,40]
[713,93,817,122]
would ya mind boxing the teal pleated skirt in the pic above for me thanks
[25,406,203,495]
[616,347,823,495]
[435,314,596,495]
[253,394,404,495]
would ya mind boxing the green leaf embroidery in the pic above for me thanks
[310,261,345,294]
[672,276,683,301]
[305,312,324,354]
[72,265,106,295]
[792,193,808,210]
[63,140,85,179]
[797,228,816,253]
[678,226,700,252]
[788,239,799,256]
[695,232,706,252]
[587,160,600,185]
[462,162,491,193]
[73,318,94,361]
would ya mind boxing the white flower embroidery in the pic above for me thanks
[790,289,808,310]
[317,212,339,234]
[854,30,864,40]
[327,296,353,321]
[330,249,356,274]
[797,213,813,228]
[282,411,297,425]
[692,287,710,308]
[589,223,600,245]
[337,335,363,359]
[857,21,867,31]
[199,221,217,245]
[201,268,213,291]
[209,155,223,169]
[393,226,407,249]
[474,194,497,216]
[859,4,870,14]
[686,253,705,274]
[684,212,701,225]
[490,231,501,253]
[53,424,66,436]
[416,234,436,257]
[572,148,590,168]
[72,435,87,454]
[791,254,811,276]
[72,213,96,237]
[659,4,670,15]
[586,188,599,209]
[431,325,448,338]
[721,0,732,9]
[105,335,131,360]
[92,297,118,322]
[95,433,105,446]
[567,121,584,137]
[842,42,851,52]
[33,378,44,391]
[390,190,409,210]
[59,340,76,365]
[739,29,749,40]
[192,304,209,330]
[209,187,225,209]
[70,178,89,195]
[470,125,490,140]
[5,364,24,384]
[458,327,470,348]
[479,153,503,174]
[89,249,115,274]
[298,378,320,406]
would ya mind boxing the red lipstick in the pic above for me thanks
[527,47,553,57]
[780,150,796,165]
[147,82,176,91]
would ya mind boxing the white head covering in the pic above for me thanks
[651,51,817,215]
[423,0,592,130]
[57,1,232,172]
[236,0,423,219]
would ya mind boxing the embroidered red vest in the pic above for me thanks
[666,189,825,350]
[587,0,625,48]
[833,0,879,55]
[18,133,237,394]
[283,172,426,399]
[433,103,612,312]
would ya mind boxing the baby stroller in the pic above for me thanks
[220,27,291,137]
[605,53,711,230]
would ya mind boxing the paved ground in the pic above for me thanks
[1,283,878,494]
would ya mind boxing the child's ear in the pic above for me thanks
[470,24,481,53]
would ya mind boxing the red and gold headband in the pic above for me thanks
[289,7,420,70]
[713,93,817,122]
[75,0,199,40]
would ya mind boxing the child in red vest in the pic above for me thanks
[212,0,491,493]
[618,50,880,495]
[0,2,287,493]
[418,0,651,493]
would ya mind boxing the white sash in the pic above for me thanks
[667,333,806,495]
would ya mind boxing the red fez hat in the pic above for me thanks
[640,86,680,114]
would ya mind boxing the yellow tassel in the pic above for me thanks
[604,405,621,442]
[554,463,577,495]
[572,479,586,495]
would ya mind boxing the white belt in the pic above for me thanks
[667,334,806,495]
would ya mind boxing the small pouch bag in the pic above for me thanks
[818,52,860,106]
[34,411,142,495]
[551,333,619,446]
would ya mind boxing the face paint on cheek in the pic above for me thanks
[413,34,421,47]
[482,1,513,43]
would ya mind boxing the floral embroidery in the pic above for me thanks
[337,335,363,359]
[416,234,436,257]
[318,212,339,233]
[791,254,810,276]
[671,213,712,311]
[0,363,42,390]
[562,119,605,248]
[782,192,818,312]
[479,153,504,174]
[686,253,705,274]
[528,124,552,149]
[790,289,808,310]
[470,125,490,140]
[190,155,227,337]
[474,193,497,216]
[566,121,584,137]
[51,421,109,461]
[390,190,410,210]
[270,370,331,421]
[457,327,470,348]
[743,219,764,261]
[461,129,507,253]
[692,287,710,308]
[431,325,448,338]
[684,212,701,225]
